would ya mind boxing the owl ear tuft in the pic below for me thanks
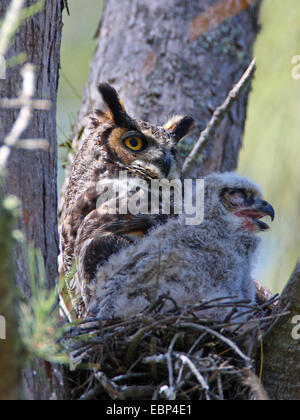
[164,115,195,142]
[98,83,134,128]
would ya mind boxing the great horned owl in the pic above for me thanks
[85,172,275,321]
[60,84,194,318]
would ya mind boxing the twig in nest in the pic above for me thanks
[124,316,178,366]
[180,323,251,367]
[175,354,209,392]
[79,371,154,401]
[182,58,256,177]
[164,333,182,399]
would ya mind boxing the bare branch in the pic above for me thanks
[15,139,50,150]
[0,64,51,171]
[0,98,51,110]
[79,371,154,401]
[180,323,252,367]
[182,58,256,178]
[4,64,35,145]
[176,354,209,391]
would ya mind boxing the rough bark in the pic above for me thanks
[0,0,62,293]
[0,0,64,400]
[60,0,260,204]
[260,260,300,400]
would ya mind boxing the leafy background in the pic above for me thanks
[57,0,300,294]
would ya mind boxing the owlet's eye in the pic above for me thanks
[122,131,147,152]
[223,189,246,207]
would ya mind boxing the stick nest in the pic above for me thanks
[61,295,280,400]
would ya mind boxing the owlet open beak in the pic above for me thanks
[237,198,275,231]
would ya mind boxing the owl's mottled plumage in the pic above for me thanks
[60,84,194,318]
[85,173,274,321]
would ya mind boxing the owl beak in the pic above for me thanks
[255,200,275,230]
[254,199,275,222]
[237,199,275,231]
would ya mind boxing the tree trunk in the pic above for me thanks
[0,0,62,293]
[260,260,300,400]
[0,0,64,399]
[60,0,260,204]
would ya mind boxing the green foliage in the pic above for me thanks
[19,247,70,365]
[0,194,21,277]
[5,51,27,69]
[17,0,45,22]
[0,193,23,399]
[239,0,300,293]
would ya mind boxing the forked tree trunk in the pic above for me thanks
[0,0,64,400]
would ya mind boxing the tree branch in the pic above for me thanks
[0,64,51,172]
[182,58,256,178]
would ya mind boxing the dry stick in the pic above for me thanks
[176,354,209,392]
[0,64,51,171]
[180,323,251,367]
[0,98,51,110]
[165,333,182,398]
[79,371,154,401]
[182,58,256,178]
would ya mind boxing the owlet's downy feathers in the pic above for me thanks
[85,172,275,322]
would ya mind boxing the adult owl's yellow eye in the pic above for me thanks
[122,131,147,152]
[124,136,143,151]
